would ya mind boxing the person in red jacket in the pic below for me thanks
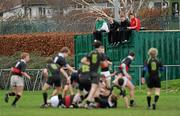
[127,13,141,31]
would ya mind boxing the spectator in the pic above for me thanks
[119,14,130,30]
[108,18,120,44]
[119,14,131,43]
[127,13,141,31]
[93,17,109,42]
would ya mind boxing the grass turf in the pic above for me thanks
[0,80,180,116]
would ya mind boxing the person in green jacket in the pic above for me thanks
[93,17,109,42]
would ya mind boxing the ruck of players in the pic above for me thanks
[4,40,165,110]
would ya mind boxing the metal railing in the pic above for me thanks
[0,19,94,35]
[0,65,180,92]
[0,69,44,91]
[114,65,180,93]
[1,16,180,35]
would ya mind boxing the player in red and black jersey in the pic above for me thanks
[53,47,76,99]
[141,48,165,110]
[4,52,31,107]
[53,47,76,75]
[100,47,113,89]
[118,52,135,78]
[116,52,135,106]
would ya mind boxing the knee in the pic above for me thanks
[42,87,47,92]
[155,89,160,96]
[16,92,23,96]
[130,85,135,91]
[147,91,152,96]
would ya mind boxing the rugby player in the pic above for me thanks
[141,48,165,110]
[100,46,113,88]
[112,76,131,108]
[81,40,105,107]
[41,59,63,108]
[4,52,31,107]
[116,52,135,106]
[53,47,76,97]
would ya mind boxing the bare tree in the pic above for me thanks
[0,0,152,33]
[71,0,147,19]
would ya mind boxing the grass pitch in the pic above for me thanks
[0,80,180,116]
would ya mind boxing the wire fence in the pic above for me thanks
[0,19,94,35]
[114,65,180,93]
[0,65,179,92]
[0,69,44,91]
[141,16,180,30]
[0,16,180,35]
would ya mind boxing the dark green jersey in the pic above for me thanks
[79,64,90,74]
[142,58,163,77]
[87,50,105,72]
[46,63,60,77]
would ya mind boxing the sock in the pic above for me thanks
[58,94,62,106]
[43,92,48,104]
[12,95,21,105]
[147,96,151,107]
[8,92,16,96]
[86,100,91,105]
[80,95,85,101]
[154,95,159,103]
[130,99,134,105]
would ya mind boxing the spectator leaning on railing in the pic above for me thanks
[119,14,130,30]
[108,18,120,44]
[108,14,131,45]
[93,17,109,42]
[118,14,131,43]
[127,13,141,31]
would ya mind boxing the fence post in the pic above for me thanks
[5,70,11,90]
[33,70,40,92]
[138,67,142,90]
[0,69,2,78]
[165,66,168,94]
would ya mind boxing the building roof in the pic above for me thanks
[22,0,48,6]
[0,0,112,13]
[0,0,48,13]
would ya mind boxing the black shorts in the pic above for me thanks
[90,72,100,84]
[96,95,117,108]
[78,74,91,91]
[95,96,109,108]
[146,76,161,88]
[47,76,61,87]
